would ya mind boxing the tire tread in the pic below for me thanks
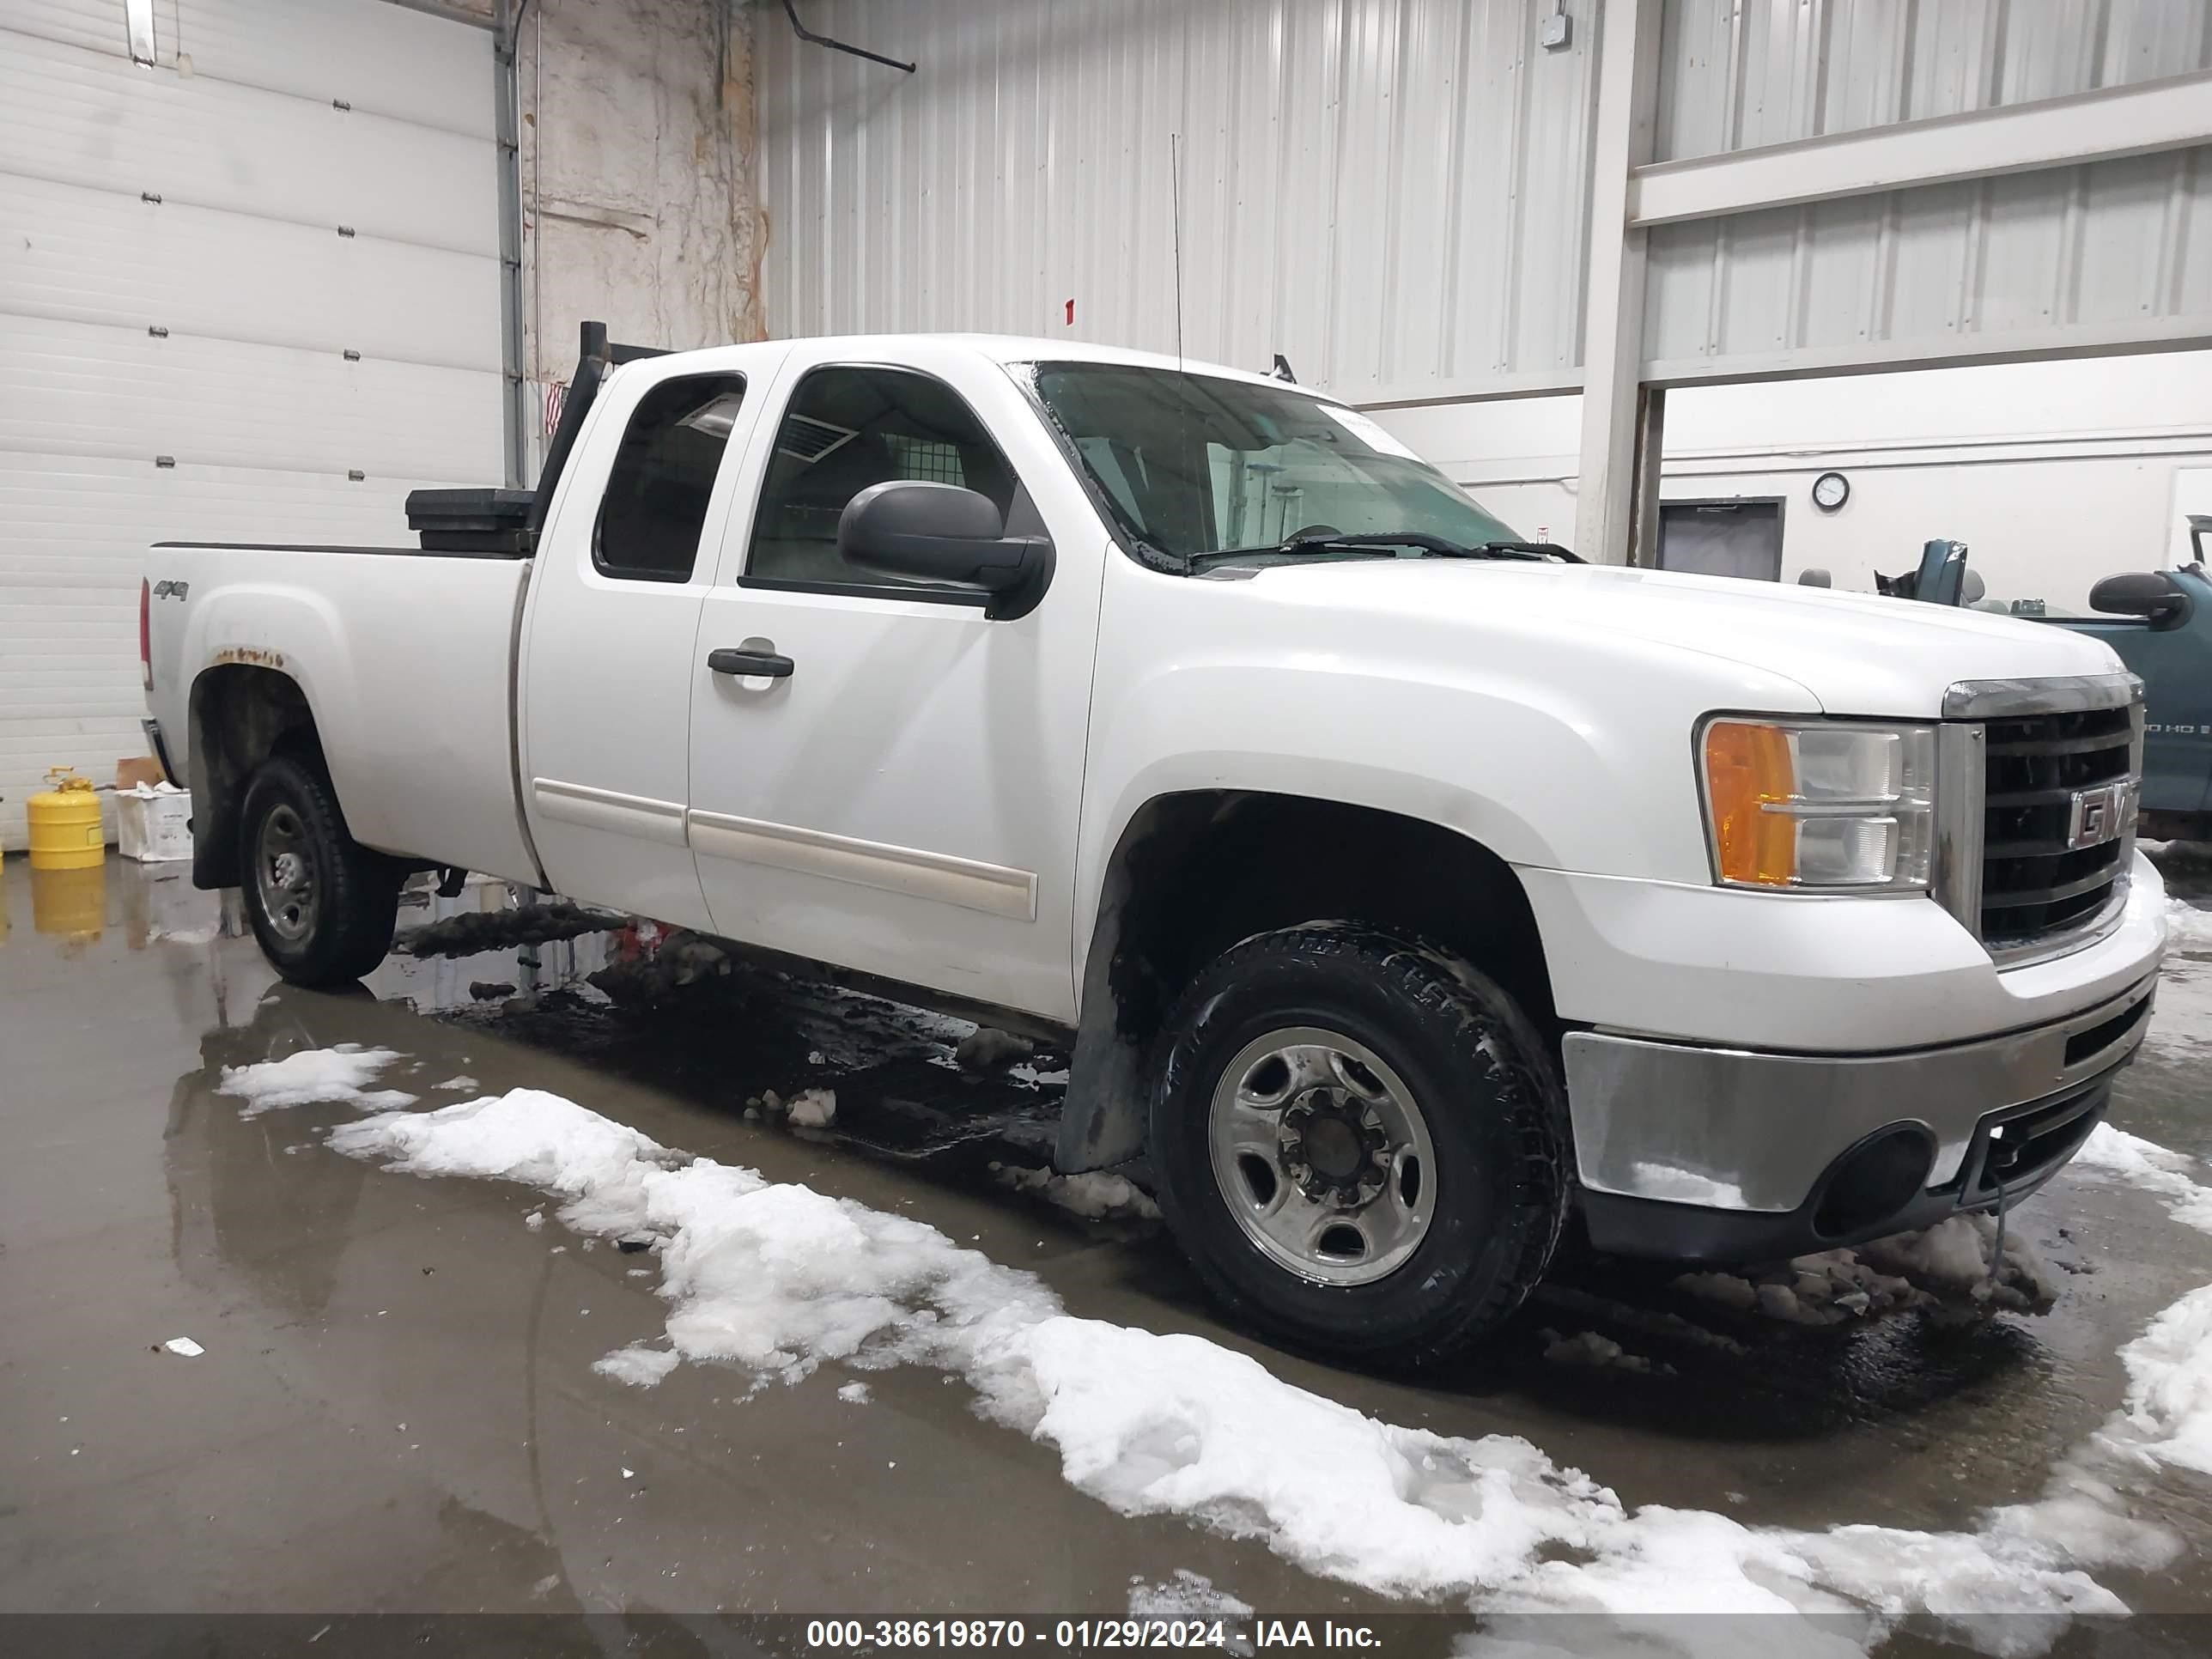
[1149,922,1568,1366]
[238,755,400,988]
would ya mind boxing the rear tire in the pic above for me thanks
[1148,924,1567,1366]
[237,755,401,988]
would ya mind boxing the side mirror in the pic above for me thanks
[2089,569,2192,630]
[837,481,1053,620]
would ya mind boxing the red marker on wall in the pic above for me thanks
[1065,299,1075,326]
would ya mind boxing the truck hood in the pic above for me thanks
[1231,557,2130,718]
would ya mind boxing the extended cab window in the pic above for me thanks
[595,374,748,582]
[1030,363,1519,568]
[747,366,1018,588]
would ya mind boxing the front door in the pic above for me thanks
[686,346,1103,1020]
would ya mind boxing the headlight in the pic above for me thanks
[1700,718,1936,891]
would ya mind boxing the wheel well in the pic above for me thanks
[1056,791,1557,1170]
[187,665,325,890]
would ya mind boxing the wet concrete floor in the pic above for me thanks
[3,853,2211,1643]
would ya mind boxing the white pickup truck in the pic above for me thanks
[144,325,2168,1362]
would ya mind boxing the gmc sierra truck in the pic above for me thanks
[143,325,2168,1362]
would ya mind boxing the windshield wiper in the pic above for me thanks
[1189,532,1581,569]
[1463,538,1583,564]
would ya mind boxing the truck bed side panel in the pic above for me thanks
[146,543,538,883]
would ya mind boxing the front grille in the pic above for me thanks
[1978,704,2135,951]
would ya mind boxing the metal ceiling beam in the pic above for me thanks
[1628,70,2212,228]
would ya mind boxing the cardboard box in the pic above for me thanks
[117,756,167,791]
[118,784,192,862]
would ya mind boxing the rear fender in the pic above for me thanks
[180,582,359,887]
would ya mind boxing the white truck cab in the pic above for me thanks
[143,325,2167,1363]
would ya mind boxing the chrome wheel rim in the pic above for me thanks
[255,804,319,945]
[1207,1025,1438,1286]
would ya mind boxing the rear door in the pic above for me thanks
[519,352,780,927]
[684,343,1106,1019]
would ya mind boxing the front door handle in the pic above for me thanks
[708,647,794,678]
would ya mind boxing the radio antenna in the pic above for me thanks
[1170,131,1186,371]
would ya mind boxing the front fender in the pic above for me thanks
[1072,637,1812,981]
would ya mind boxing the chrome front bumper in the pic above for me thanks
[1563,972,2156,1223]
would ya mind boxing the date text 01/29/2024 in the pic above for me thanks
[803,1620,1383,1650]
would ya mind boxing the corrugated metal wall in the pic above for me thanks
[1654,0,2211,161]
[1644,0,2212,380]
[762,0,2212,402]
[758,0,1602,404]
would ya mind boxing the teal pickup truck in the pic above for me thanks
[1881,519,2211,841]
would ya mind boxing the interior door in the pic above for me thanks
[519,362,768,929]
[686,348,1104,1020]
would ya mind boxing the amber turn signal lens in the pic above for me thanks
[1704,720,1798,885]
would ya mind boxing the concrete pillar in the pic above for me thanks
[1572,0,1666,566]
[516,0,764,467]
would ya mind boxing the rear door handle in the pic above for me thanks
[708,647,794,678]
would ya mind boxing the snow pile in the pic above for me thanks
[957,1027,1036,1072]
[2075,1125,2212,1231]
[837,1381,871,1405]
[1127,1569,1252,1620]
[328,1088,675,1236]
[1673,1215,2056,1326]
[2063,1127,2212,1483]
[2166,898,2212,951]
[273,1072,2202,1650]
[1028,1318,1617,1595]
[993,1162,1162,1222]
[216,1045,415,1116]
[2112,1288,2212,1476]
[1541,1329,1669,1376]
[1860,1214,2058,1312]
[785,1088,837,1129]
[594,1344,680,1388]
[647,1167,1061,1389]
[437,1074,481,1092]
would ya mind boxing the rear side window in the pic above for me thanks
[594,374,748,581]
[746,366,1018,587]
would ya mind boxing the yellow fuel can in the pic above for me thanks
[27,768,106,870]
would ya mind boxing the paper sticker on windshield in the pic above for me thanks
[1318,404,1420,460]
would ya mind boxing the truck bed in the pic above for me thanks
[143,539,541,887]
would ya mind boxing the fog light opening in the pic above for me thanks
[1814,1126,1936,1241]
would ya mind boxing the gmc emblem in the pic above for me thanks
[2066,780,2136,851]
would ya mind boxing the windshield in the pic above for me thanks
[1028,363,1521,566]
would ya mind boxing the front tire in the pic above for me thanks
[237,755,401,988]
[1148,924,1567,1366]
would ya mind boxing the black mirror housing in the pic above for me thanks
[2089,570,2191,631]
[837,481,1053,620]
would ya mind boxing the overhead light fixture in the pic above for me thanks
[125,0,155,65]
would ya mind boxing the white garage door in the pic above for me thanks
[0,0,504,848]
